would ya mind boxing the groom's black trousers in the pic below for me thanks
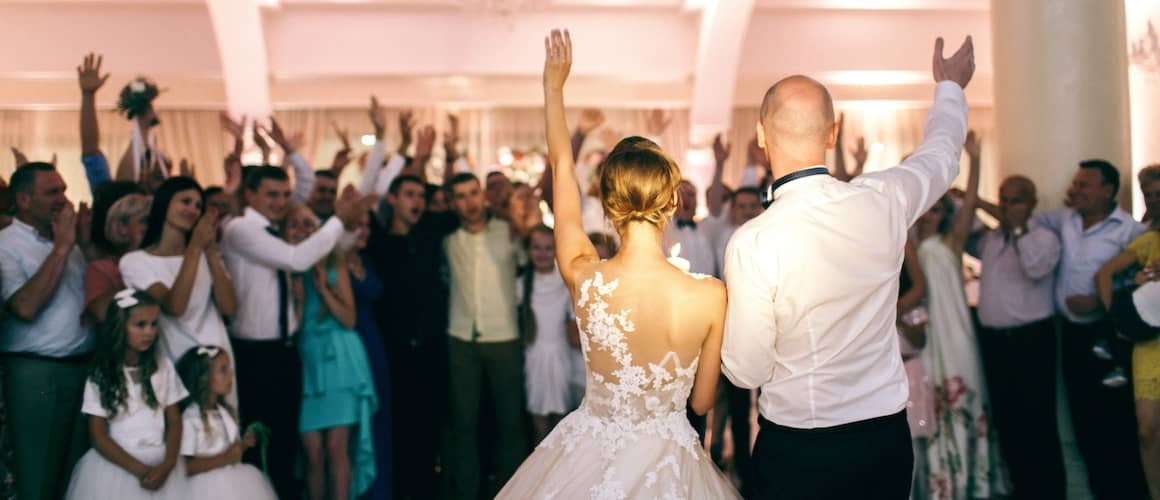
[751,410,912,500]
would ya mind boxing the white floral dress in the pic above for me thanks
[498,271,739,499]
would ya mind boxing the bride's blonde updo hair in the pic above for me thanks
[599,136,681,232]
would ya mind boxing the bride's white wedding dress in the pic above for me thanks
[498,271,741,499]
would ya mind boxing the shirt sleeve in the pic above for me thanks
[222,216,344,273]
[0,245,29,301]
[853,82,968,226]
[287,152,316,205]
[720,231,779,389]
[372,153,408,197]
[118,253,156,292]
[82,153,112,193]
[158,357,189,407]
[1016,227,1062,281]
[81,377,109,417]
[1128,232,1160,266]
[358,141,388,195]
[1032,209,1065,235]
[180,410,201,457]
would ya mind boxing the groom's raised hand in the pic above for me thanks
[932,35,974,90]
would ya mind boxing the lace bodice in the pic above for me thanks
[541,272,702,459]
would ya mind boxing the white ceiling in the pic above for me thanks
[0,0,994,109]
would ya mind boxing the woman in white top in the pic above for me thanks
[120,177,237,401]
[497,30,738,498]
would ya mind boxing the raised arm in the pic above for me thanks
[543,29,598,287]
[78,53,112,191]
[946,130,981,255]
[261,117,315,204]
[706,134,730,217]
[860,36,973,225]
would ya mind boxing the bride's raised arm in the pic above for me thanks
[543,29,598,288]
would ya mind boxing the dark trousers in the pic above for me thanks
[752,410,912,500]
[443,338,528,500]
[4,354,89,500]
[233,338,303,500]
[1061,318,1150,499]
[978,318,1065,499]
[388,337,447,500]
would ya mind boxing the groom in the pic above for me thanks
[720,36,974,499]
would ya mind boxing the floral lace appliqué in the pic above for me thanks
[542,272,702,499]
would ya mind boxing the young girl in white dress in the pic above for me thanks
[519,225,577,443]
[66,289,189,500]
[175,345,276,499]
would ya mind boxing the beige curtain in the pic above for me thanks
[0,109,229,203]
[727,106,998,198]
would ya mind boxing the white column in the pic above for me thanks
[685,0,754,216]
[991,0,1131,211]
[205,0,273,164]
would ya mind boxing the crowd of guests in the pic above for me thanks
[0,49,1157,500]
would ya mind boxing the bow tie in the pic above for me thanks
[676,220,697,230]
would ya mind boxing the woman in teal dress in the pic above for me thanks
[284,205,378,500]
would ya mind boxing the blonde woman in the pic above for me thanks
[497,30,738,498]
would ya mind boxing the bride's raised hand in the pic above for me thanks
[543,29,572,91]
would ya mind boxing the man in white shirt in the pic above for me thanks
[974,175,1066,499]
[721,36,974,499]
[220,166,373,499]
[662,180,714,276]
[0,163,92,500]
[442,172,529,499]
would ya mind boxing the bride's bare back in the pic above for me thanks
[570,256,726,418]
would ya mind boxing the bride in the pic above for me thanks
[496,30,740,499]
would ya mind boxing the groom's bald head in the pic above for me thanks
[759,75,835,148]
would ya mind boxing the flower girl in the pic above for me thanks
[175,345,276,499]
[65,289,188,499]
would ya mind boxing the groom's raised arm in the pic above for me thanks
[855,36,974,226]
[720,231,778,389]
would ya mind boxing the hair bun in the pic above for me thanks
[599,138,682,231]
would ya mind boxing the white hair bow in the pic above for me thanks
[114,289,139,309]
[196,345,221,357]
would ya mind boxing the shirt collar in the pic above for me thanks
[770,166,831,201]
[1069,204,1134,229]
[243,206,273,227]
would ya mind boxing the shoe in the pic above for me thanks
[1092,340,1113,361]
[1103,367,1128,388]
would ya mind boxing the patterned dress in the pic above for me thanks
[918,236,1005,499]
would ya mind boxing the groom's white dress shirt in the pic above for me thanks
[721,81,968,429]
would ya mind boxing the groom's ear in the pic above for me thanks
[754,121,766,150]
[824,120,839,149]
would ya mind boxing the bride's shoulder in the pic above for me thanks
[679,272,726,301]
